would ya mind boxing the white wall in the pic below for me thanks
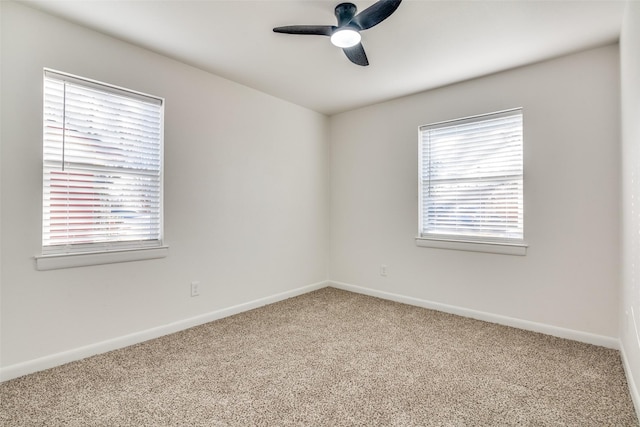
[329,45,620,343]
[0,0,628,389]
[0,1,328,373]
[620,0,640,412]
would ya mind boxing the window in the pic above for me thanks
[417,108,526,255]
[37,69,167,270]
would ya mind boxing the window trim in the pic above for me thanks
[415,236,527,256]
[38,69,167,269]
[417,108,526,255]
[35,246,169,271]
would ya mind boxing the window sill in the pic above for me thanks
[415,237,527,256]
[35,246,169,271]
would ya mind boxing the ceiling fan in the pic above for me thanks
[273,0,402,66]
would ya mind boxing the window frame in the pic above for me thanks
[36,69,168,270]
[416,108,527,256]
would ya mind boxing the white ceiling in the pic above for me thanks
[23,0,626,115]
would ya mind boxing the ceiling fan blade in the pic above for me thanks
[343,43,369,66]
[351,0,402,30]
[273,25,335,36]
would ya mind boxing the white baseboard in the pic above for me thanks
[329,280,619,349]
[0,280,328,382]
[620,341,640,422]
[1,279,620,382]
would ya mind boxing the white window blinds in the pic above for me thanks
[419,109,523,243]
[42,70,164,254]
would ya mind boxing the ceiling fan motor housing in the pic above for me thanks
[335,3,358,27]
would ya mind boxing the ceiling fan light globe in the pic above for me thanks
[330,28,361,48]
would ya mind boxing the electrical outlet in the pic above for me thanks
[191,281,200,297]
[380,264,388,277]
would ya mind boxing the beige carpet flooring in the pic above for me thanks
[1,287,637,426]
